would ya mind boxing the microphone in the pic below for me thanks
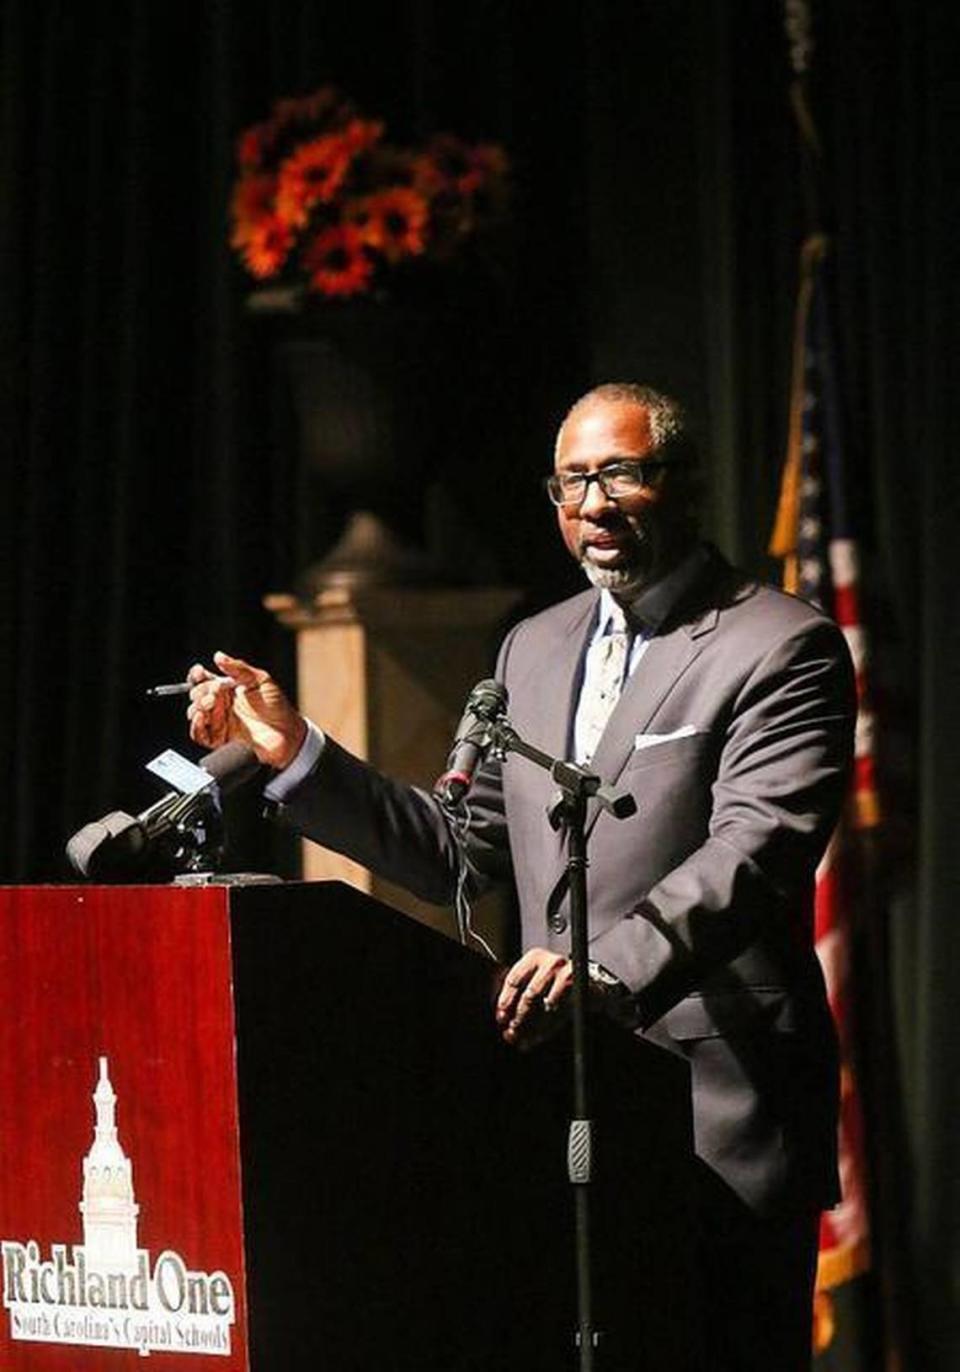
[66,742,261,880]
[433,679,508,809]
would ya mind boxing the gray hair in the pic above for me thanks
[558,383,698,464]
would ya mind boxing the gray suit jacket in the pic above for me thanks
[276,547,856,1216]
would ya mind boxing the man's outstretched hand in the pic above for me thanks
[187,650,307,771]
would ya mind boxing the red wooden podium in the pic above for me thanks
[0,882,696,1371]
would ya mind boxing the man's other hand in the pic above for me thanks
[187,650,307,771]
[495,948,573,1049]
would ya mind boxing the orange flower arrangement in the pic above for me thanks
[230,88,509,300]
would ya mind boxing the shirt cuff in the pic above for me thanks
[263,720,326,802]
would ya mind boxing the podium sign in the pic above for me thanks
[0,886,248,1369]
[0,881,697,1371]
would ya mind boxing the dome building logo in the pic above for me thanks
[1,1058,237,1358]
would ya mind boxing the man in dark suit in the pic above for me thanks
[188,383,856,1369]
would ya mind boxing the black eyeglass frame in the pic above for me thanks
[543,459,678,508]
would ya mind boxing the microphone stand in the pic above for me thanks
[488,715,635,1372]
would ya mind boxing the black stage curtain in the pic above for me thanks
[1,2,957,1366]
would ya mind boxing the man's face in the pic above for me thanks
[553,400,692,593]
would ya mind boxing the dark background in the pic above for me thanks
[1,1,957,1366]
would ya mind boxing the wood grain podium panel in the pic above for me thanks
[0,885,248,1370]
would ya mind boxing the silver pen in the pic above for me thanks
[145,676,234,698]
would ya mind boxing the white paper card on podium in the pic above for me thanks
[147,749,215,795]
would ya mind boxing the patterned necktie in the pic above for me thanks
[576,606,633,764]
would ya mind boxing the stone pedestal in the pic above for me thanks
[265,585,522,949]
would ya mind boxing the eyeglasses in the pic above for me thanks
[544,460,674,508]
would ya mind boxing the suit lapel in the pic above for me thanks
[515,594,597,880]
[585,554,728,797]
[588,628,698,783]
[541,548,734,916]
[542,615,704,895]
[520,592,597,763]
[582,608,716,841]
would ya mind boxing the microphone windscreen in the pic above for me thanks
[65,820,112,877]
[199,742,261,796]
[65,812,147,878]
[468,680,507,717]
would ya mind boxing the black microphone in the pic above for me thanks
[66,742,261,880]
[433,679,508,809]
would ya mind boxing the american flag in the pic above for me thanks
[770,233,880,1354]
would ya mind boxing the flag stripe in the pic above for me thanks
[772,237,878,1336]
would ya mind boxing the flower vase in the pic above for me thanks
[270,295,476,597]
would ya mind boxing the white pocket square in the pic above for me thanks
[634,724,699,751]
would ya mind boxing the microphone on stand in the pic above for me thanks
[433,679,508,809]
